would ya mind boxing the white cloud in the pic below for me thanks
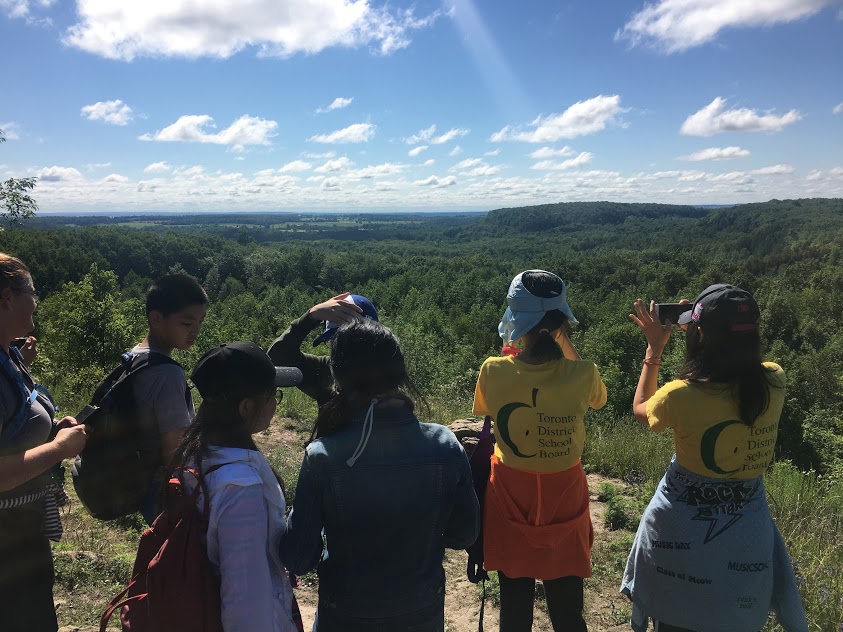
[62,1,443,61]
[308,123,375,144]
[346,163,405,179]
[752,164,794,175]
[1,0,55,20]
[531,151,593,170]
[449,145,463,157]
[321,178,341,191]
[316,97,353,113]
[678,146,751,161]
[103,173,128,183]
[406,124,436,145]
[144,161,171,173]
[681,98,801,136]
[37,166,83,182]
[709,171,752,183]
[423,159,435,166]
[452,158,483,170]
[616,0,836,53]
[415,175,457,188]
[491,95,625,142]
[140,114,278,150]
[81,99,134,126]
[408,145,428,157]
[279,160,312,173]
[834,102,843,115]
[529,146,575,159]
[304,151,336,159]
[315,156,353,172]
[462,165,501,177]
[431,128,469,144]
[0,122,21,140]
[484,149,501,157]
[86,162,111,169]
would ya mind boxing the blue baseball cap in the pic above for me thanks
[312,294,379,346]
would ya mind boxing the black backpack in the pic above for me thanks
[72,351,185,521]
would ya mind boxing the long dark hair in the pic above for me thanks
[311,319,427,440]
[165,390,285,497]
[678,323,776,426]
[520,270,568,362]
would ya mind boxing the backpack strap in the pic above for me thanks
[91,350,182,407]
[172,464,227,526]
[0,346,38,441]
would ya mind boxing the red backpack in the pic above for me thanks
[100,465,225,632]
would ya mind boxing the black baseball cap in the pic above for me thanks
[678,284,760,332]
[191,341,302,399]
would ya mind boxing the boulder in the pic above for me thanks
[450,418,493,458]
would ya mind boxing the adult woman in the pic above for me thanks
[0,253,88,632]
[282,319,480,632]
[473,270,607,632]
[170,341,303,632]
[622,284,807,632]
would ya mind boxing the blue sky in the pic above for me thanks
[1,0,842,213]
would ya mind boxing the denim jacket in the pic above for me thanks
[281,403,480,620]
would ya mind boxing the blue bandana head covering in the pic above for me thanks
[498,270,578,345]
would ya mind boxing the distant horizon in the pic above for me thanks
[32,202,748,218]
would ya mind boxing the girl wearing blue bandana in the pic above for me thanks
[473,270,607,632]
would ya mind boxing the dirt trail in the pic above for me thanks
[255,419,634,632]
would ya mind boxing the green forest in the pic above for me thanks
[5,198,843,476]
[4,198,843,629]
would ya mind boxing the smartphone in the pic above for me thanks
[11,337,28,349]
[655,303,692,325]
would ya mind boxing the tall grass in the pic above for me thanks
[764,463,843,631]
[582,414,674,489]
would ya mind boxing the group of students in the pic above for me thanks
[0,250,809,632]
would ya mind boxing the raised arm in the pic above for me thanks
[267,294,362,401]
[630,299,674,426]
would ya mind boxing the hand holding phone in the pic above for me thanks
[655,303,692,326]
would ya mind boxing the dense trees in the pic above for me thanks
[2,198,842,475]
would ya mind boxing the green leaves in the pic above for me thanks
[0,129,38,224]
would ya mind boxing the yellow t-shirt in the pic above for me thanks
[646,362,786,479]
[472,356,607,473]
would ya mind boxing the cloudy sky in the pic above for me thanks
[1,0,842,213]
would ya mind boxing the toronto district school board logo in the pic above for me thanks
[496,388,540,458]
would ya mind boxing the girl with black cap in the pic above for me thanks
[622,286,807,632]
[281,319,480,632]
[170,341,303,632]
[473,270,607,632]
